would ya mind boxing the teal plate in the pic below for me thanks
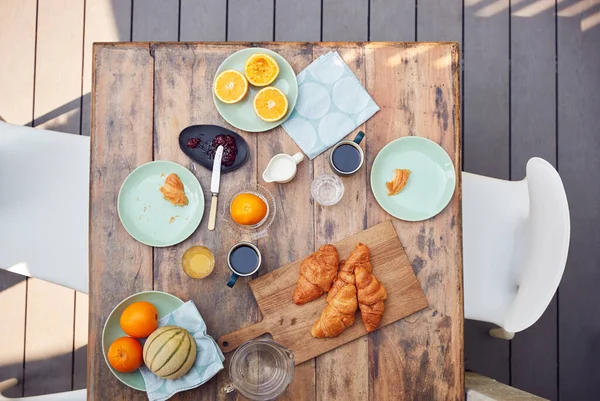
[102,291,185,391]
[370,137,456,222]
[213,47,298,132]
[118,161,204,247]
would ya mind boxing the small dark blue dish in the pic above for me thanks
[179,124,249,173]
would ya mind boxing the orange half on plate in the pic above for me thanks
[214,69,248,104]
[253,87,288,122]
[244,53,280,86]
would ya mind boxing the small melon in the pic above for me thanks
[143,325,197,380]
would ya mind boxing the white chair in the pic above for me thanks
[0,122,89,400]
[463,157,570,339]
[0,122,89,293]
[0,380,85,401]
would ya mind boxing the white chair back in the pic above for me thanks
[0,122,89,294]
[463,157,570,333]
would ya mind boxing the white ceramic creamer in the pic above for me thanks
[262,152,304,184]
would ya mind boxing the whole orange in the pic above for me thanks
[108,336,143,373]
[230,193,268,226]
[119,301,158,338]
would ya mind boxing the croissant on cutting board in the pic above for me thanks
[292,244,339,305]
[311,283,358,338]
[327,243,371,303]
[355,243,387,332]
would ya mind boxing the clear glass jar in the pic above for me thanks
[221,339,294,400]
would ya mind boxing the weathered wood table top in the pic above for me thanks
[89,42,463,401]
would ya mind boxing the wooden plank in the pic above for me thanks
[255,43,315,400]
[463,0,509,178]
[509,299,557,399]
[509,2,557,398]
[465,372,549,401]
[0,1,35,394]
[322,0,368,41]
[33,0,84,134]
[417,0,462,42]
[228,0,274,41]
[312,44,369,401]
[463,0,510,384]
[464,321,510,385]
[180,0,227,41]
[81,0,133,136]
[557,1,600,399]
[365,43,463,400]
[152,42,260,401]
[73,292,88,390]
[88,43,154,401]
[511,0,557,174]
[132,0,179,41]
[25,1,83,395]
[0,272,27,397]
[369,0,415,41]
[0,0,36,125]
[275,0,321,41]
[24,279,74,396]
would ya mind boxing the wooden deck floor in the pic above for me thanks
[0,0,599,399]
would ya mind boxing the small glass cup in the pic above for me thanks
[311,174,345,206]
[221,339,294,401]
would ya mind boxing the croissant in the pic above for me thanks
[327,243,371,303]
[311,283,358,338]
[354,243,387,332]
[292,244,339,305]
[160,173,188,206]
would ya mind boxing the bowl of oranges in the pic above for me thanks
[225,184,276,237]
[102,291,184,390]
[212,48,298,133]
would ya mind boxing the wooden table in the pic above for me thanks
[89,42,463,401]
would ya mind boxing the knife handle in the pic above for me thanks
[208,195,218,231]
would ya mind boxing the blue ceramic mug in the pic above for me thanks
[226,242,262,288]
[330,131,365,176]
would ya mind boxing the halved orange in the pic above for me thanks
[214,69,248,104]
[244,54,280,86]
[253,87,288,122]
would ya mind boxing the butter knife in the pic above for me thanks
[208,145,224,231]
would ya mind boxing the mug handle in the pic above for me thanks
[227,273,239,288]
[353,131,365,145]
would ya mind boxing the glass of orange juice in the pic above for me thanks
[181,246,215,279]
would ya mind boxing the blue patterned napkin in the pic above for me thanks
[282,51,379,159]
[140,301,224,401]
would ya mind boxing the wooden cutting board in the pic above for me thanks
[217,220,429,364]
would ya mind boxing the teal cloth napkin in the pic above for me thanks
[140,301,224,401]
[282,51,379,159]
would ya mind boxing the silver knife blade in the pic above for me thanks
[211,145,224,194]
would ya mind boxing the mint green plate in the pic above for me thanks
[118,161,204,247]
[213,47,298,132]
[370,137,456,221]
[102,291,185,391]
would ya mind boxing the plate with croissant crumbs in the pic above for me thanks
[118,161,204,247]
[370,136,456,222]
